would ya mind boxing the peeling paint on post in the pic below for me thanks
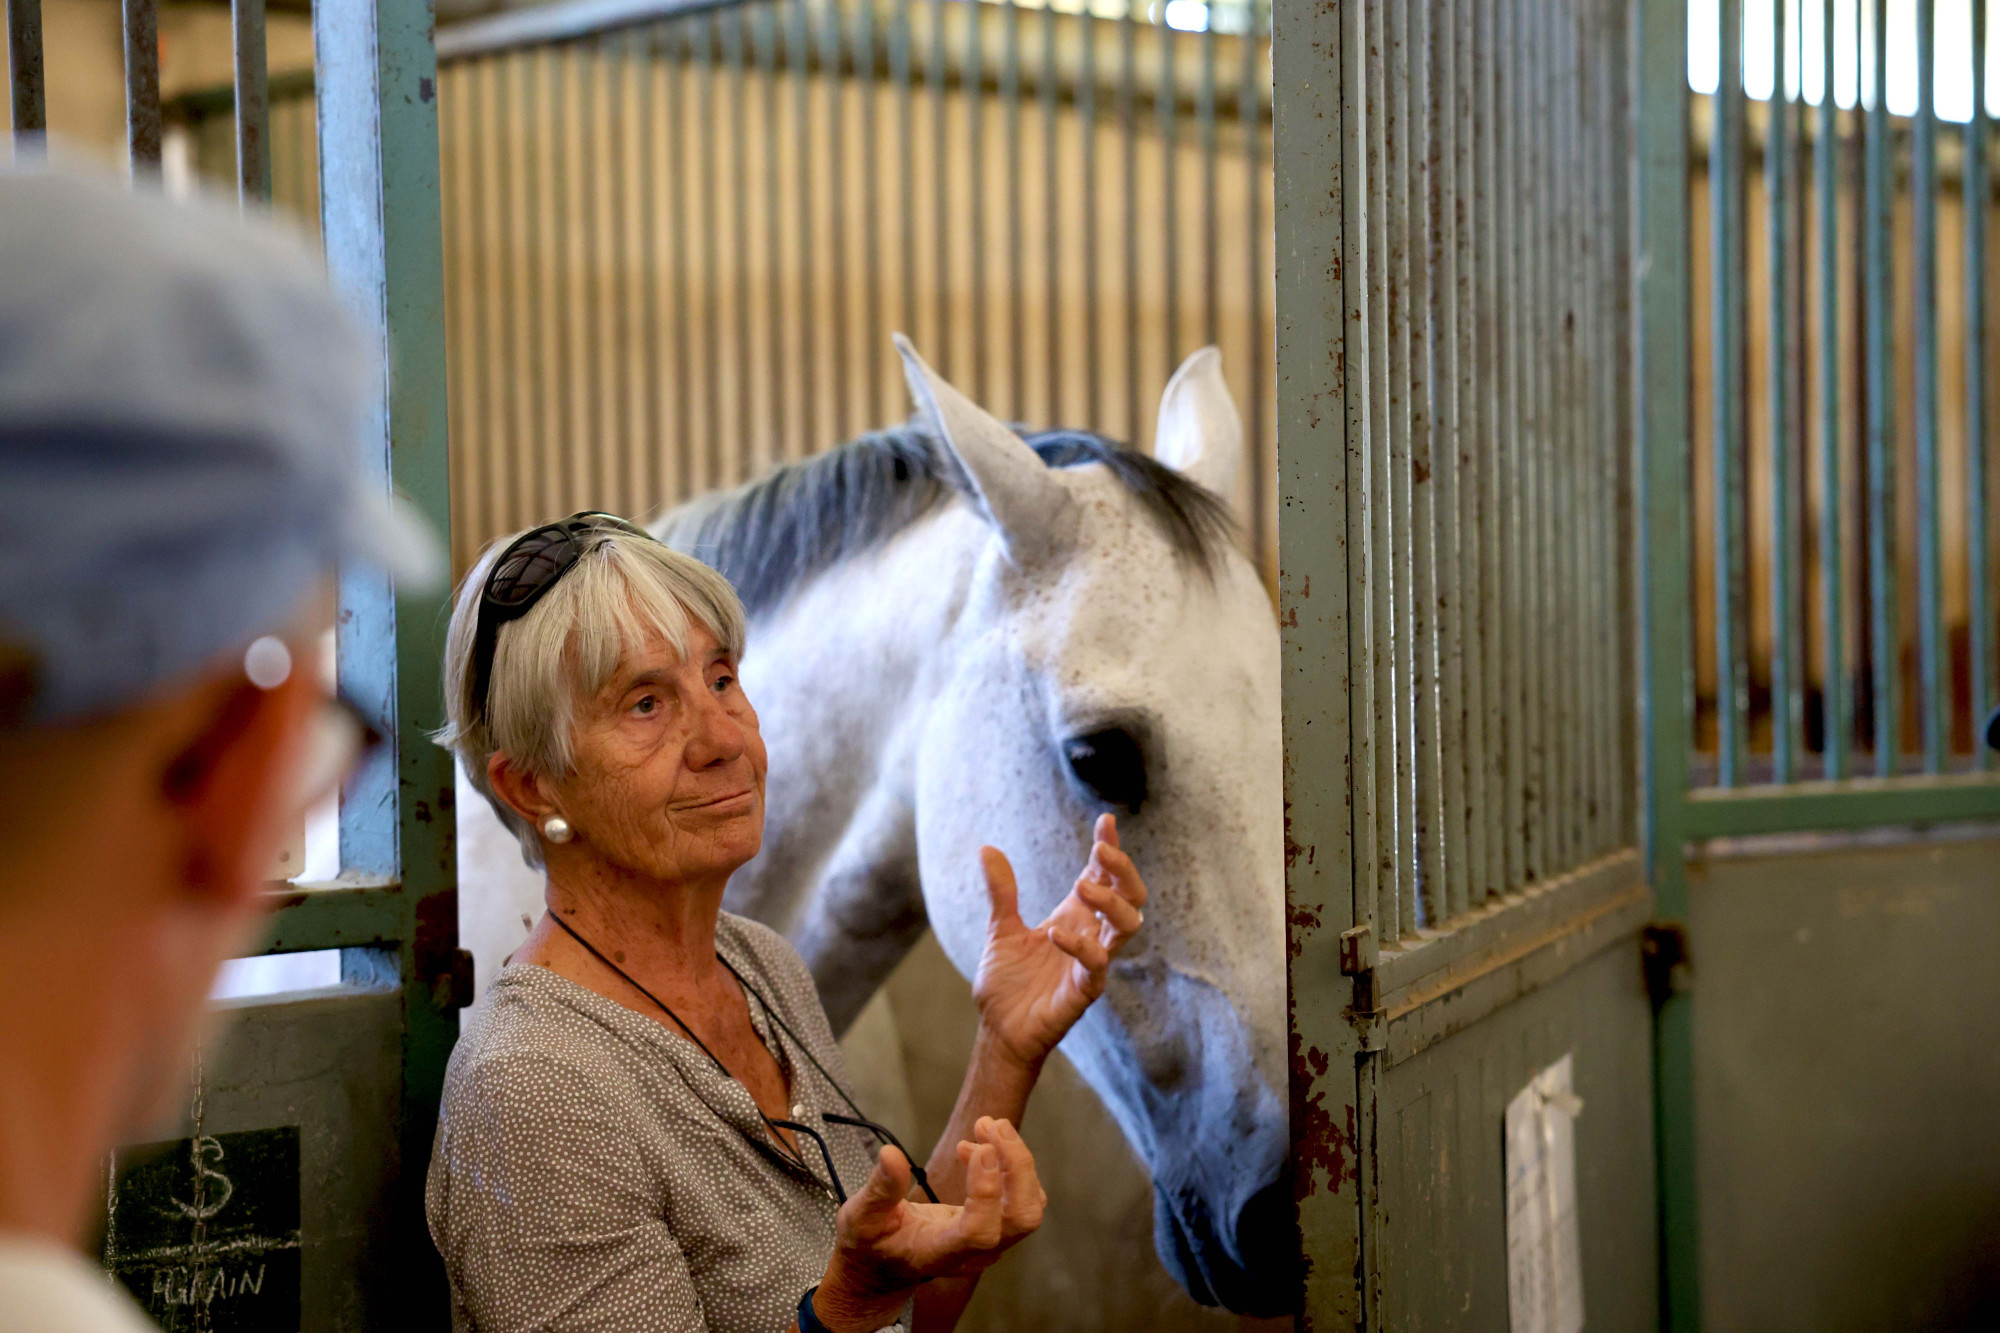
[1273,0,1363,1324]
[314,0,457,1316]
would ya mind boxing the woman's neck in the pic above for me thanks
[532,853,734,1002]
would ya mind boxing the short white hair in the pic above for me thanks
[437,526,747,868]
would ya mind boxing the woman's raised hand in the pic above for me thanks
[970,813,1149,1070]
[809,1118,1046,1333]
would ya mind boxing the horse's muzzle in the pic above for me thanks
[1154,1168,1300,1317]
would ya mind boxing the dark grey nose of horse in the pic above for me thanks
[1225,1175,1301,1315]
[1158,1171,1299,1316]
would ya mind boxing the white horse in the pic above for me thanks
[455,339,1290,1315]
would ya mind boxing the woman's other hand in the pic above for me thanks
[810,1118,1046,1332]
[970,813,1148,1070]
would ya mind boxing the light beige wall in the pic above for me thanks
[432,23,1278,582]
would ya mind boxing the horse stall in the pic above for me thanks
[8,0,2000,1326]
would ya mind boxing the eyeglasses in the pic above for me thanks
[471,511,657,719]
[768,1110,941,1206]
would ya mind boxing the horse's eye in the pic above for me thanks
[1062,728,1147,814]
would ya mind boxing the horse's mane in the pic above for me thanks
[654,423,1234,617]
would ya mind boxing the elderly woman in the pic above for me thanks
[427,513,1149,1333]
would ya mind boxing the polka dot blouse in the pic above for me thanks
[425,913,903,1333]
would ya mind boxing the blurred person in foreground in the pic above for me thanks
[0,170,438,1331]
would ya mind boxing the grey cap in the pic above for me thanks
[0,170,442,726]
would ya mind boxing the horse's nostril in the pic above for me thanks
[1227,1175,1302,1315]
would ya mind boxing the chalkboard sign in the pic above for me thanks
[103,1125,302,1331]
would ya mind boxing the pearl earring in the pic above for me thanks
[542,815,573,844]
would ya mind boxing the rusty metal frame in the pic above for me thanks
[1273,0,1363,1321]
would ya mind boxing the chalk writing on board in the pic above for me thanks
[1504,1054,1585,1333]
[102,1125,302,1332]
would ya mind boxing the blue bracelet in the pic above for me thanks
[797,1285,835,1333]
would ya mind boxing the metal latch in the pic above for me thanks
[1641,920,1693,1008]
[1338,923,1377,976]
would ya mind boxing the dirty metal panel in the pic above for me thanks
[1272,0,1361,1319]
[1689,830,2000,1331]
[95,983,403,1332]
[1375,936,1659,1333]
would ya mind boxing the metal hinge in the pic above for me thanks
[1641,920,1693,1009]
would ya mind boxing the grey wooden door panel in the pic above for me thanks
[1692,831,2000,1333]
[101,981,404,1332]
[1377,935,1660,1332]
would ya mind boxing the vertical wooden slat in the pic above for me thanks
[1519,0,1547,876]
[606,39,634,509]
[122,0,161,175]
[1555,0,1583,865]
[1817,0,1846,778]
[1458,0,1493,897]
[967,0,987,404]
[699,16,724,489]
[816,0,848,440]
[1494,0,1523,892]
[1914,0,1945,771]
[1244,0,1267,562]
[464,62,493,546]
[523,52,550,526]
[1200,7,1219,348]
[9,0,46,150]
[1158,8,1178,379]
[927,0,948,374]
[1409,0,1447,928]
[854,0,881,430]
[577,44,604,503]
[505,54,532,530]
[1863,0,1898,774]
[1769,0,1797,782]
[233,0,271,204]
[1386,0,1417,936]
[1366,0,1398,945]
[1971,0,1992,768]
[1004,0,1023,419]
[668,23,694,500]
[790,0,815,454]
[1713,0,1749,785]
[756,3,786,463]
[1081,1,1100,422]
[893,0,915,399]
[1040,0,1061,423]
[1432,0,1469,919]
[1343,0,1379,942]
[1120,0,1138,438]
[636,31,662,511]
[728,9,752,477]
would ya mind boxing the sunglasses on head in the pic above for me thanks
[470,511,657,719]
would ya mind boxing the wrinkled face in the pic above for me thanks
[548,625,769,883]
[913,470,1292,1314]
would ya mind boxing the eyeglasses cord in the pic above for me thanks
[545,910,935,1204]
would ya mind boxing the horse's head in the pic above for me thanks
[895,339,1292,1315]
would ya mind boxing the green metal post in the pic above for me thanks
[1272,0,1362,1321]
[1636,0,1698,1328]
[314,0,457,1314]
[1915,0,1943,772]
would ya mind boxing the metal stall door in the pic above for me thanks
[1278,0,1658,1326]
[53,0,464,1327]
[1640,0,2000,1327]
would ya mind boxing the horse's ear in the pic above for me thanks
[895,334,1075,564]
[1153,346,1243,503]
